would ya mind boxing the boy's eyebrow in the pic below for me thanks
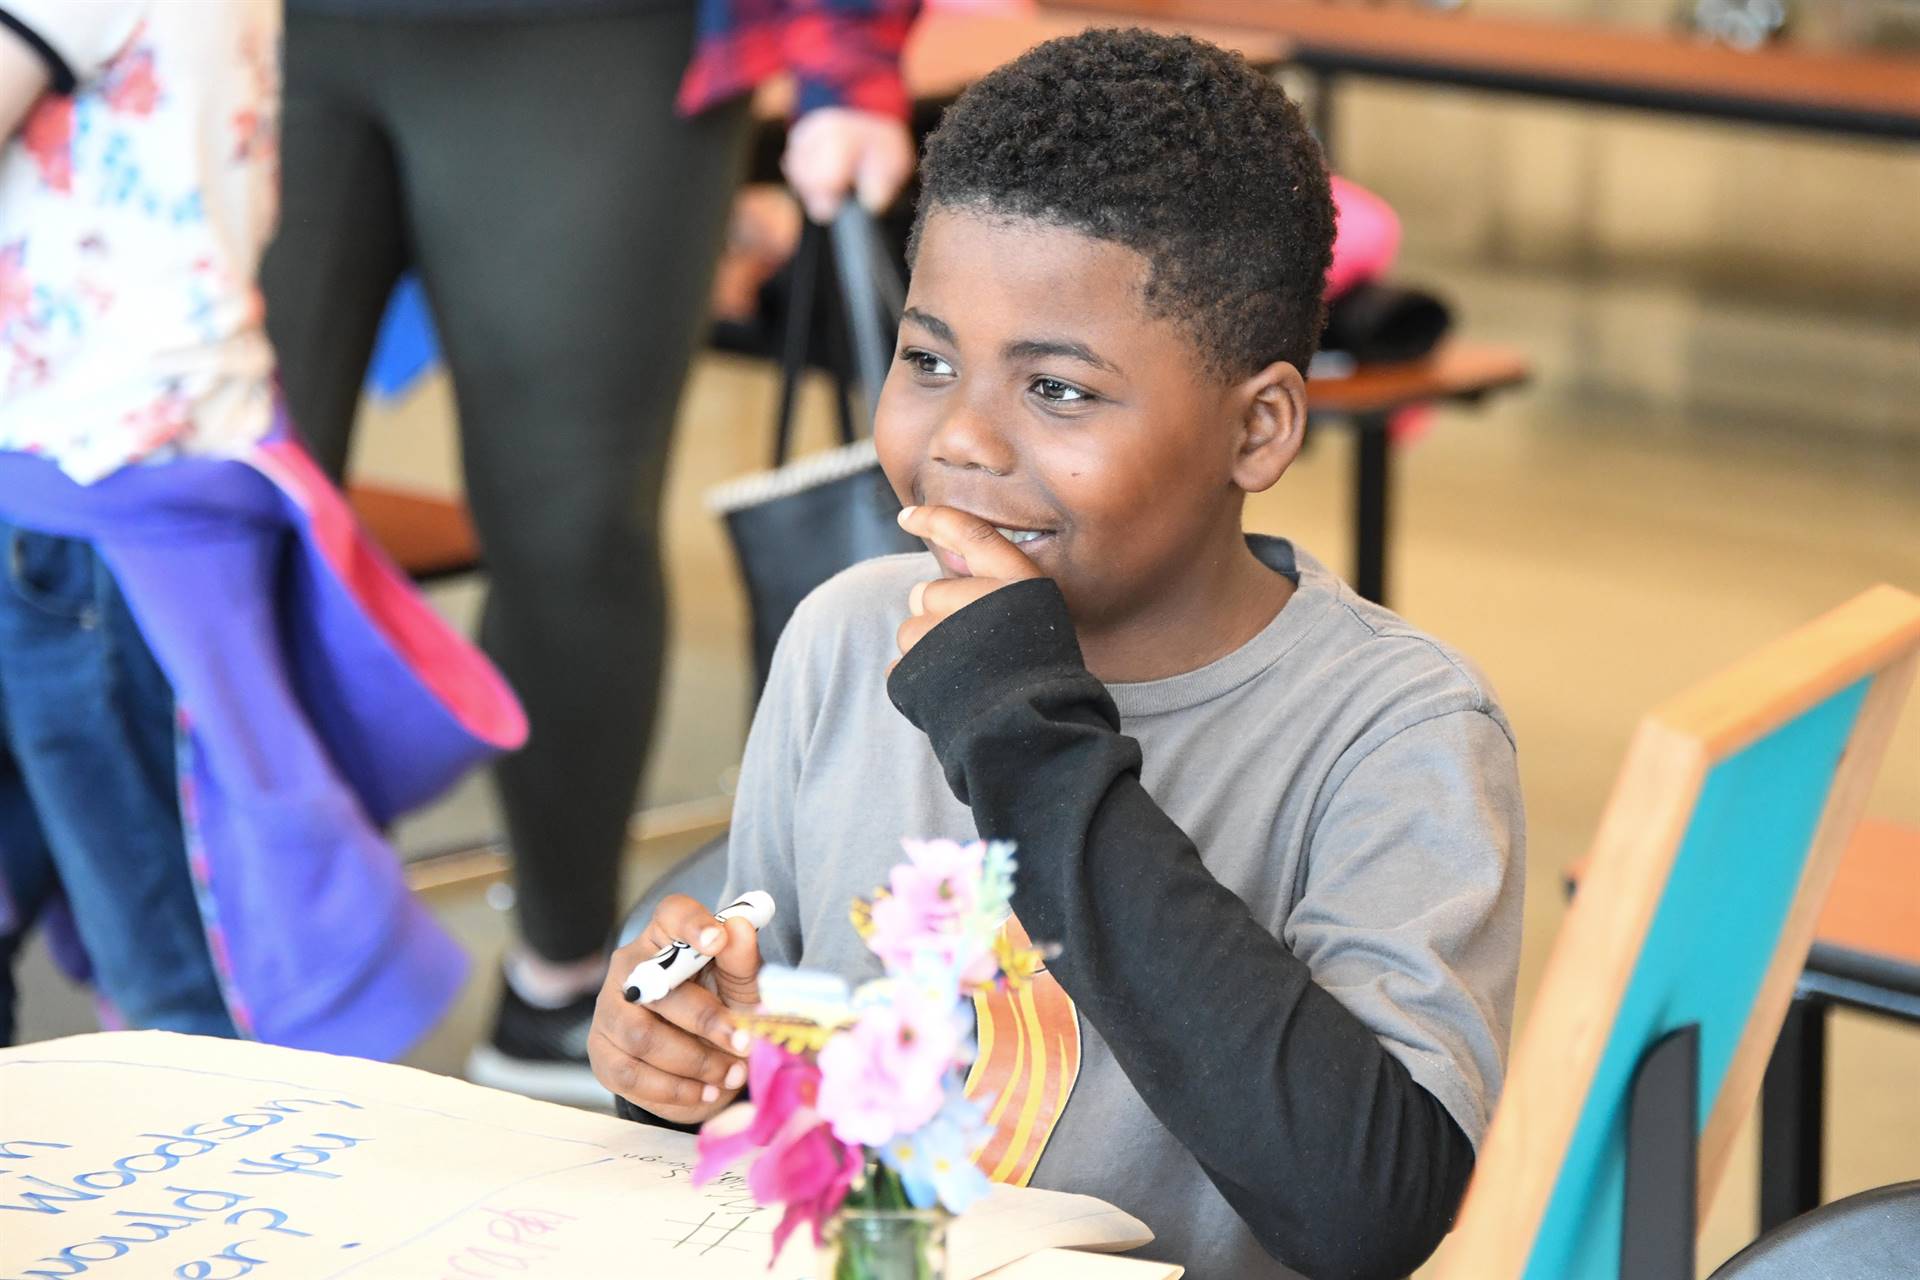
[902,308,1120,376]
[901,307,956,345]
[1003,337,1120,376]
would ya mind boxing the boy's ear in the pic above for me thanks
[1230,360,1307,494]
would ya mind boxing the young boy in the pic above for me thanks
[592,29,1523,1279]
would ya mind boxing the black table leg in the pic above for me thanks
[1353,412,1391,604]
[1759,994,1827,1231]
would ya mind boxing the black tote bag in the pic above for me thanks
[706,205,921,700]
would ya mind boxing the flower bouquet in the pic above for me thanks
[692,839,1042,1279]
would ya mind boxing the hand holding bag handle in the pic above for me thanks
[709,205,923,700]
[770,204,905,465]
[829,202,906,429]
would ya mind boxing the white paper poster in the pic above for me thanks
[0,1032,1157,1280]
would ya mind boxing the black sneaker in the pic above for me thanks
[464,976,610,1109]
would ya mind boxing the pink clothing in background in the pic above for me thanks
[1326,175,1401,300]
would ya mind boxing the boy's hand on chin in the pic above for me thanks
[893,505,1045,671]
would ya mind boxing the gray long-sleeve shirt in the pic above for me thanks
[722,537,1525,1279]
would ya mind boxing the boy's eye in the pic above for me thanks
[899,348,954,378]
[1031,377,1093,405]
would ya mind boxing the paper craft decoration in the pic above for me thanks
[1440,584,1920,1279]
[965,915,1081,1186]
[0,1032,1155,1280]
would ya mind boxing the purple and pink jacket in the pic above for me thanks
[0,422,527,1060]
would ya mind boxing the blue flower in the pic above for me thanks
[880,1090,991,1215]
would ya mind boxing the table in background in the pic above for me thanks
[1304,343,1528,605]
[1045,0,1920,143]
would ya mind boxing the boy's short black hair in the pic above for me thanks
[912,28,1336,380]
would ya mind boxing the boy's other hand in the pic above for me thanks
[894,505,1044,667]
[588,894,760,1125]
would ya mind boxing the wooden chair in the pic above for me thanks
[1565,816,1920,1233]
[1757,817,1920,1230]
[1439,584,1920,1280]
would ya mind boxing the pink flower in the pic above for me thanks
[867,839,995,984]
[750,1118,860,1254]
[693,1042,862,1253]
[693,1042,819,1180]
[815,988,962,1148]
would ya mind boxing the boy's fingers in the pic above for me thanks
[650,893,727,955]
[898,579,1010,659]
[895,612,938,659]
[712,916,762,1012]
[590,1026,739,1114]
[914,576,1007,620]
[898,505,1042,582]
[649,974,752,1057]
[592,997,741,1089]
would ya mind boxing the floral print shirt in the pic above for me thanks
[0,1,280,483]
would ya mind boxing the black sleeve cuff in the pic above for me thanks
[0,9,75,95]
[887,577,1106,745]
[612,1094,702,1135]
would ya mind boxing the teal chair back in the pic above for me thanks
[1442,585,1920,1280]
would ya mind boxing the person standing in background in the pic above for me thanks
[262,0,918,1104]
[0,0,525,1057]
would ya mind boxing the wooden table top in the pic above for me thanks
[1047,0,1920,140]
[1566,818,1920,971]
[1813,819,1920,968]
[904,9,1287,103]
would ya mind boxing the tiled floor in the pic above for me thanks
[12,249,1917,1276]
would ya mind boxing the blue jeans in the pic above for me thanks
[0,519,235,1044]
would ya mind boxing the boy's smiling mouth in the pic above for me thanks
[912,503,1059,576]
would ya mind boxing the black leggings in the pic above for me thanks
[263,8,751,962]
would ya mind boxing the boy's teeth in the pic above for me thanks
[994,527,1043,545]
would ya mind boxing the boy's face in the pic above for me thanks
[876,209,1273,633]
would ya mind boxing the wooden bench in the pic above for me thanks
[1565,817,1920,1232]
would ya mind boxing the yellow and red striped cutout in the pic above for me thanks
[964,915,1081,1186]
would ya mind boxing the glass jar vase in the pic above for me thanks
[818,1207,950,1280]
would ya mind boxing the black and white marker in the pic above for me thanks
[622,891,776,1004]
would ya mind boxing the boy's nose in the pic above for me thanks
[927,399,1016,477]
